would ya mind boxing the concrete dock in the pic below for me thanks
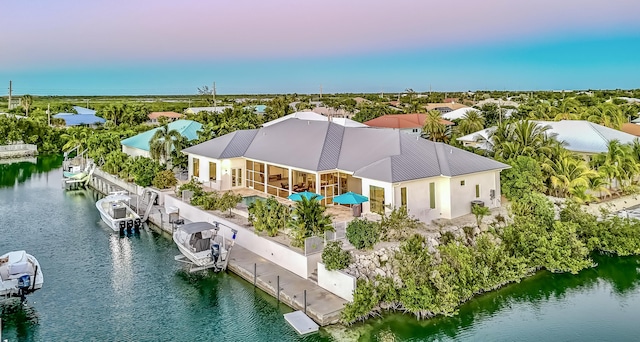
[85,170,347,326]
[145,204,346,326]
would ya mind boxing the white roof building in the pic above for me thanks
[458,120,638,155]
[263,111,367,128]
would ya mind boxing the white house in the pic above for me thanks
[184,106,232,115]
[458,120,638,156]
[182,118,509,222]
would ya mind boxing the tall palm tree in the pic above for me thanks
[101,103,125,126]
[590,140,637,191]
[490,120,556,161]
[22,95,33,117]
[457,110,485,135]
[586,103,625,129]
[543,156,597,198]
[149,125,182,169]
[422,110,446,142]
[61,128,89,153]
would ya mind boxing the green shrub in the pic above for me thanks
[152,170,177,189]
[218,191,242,217]
[322,241,351,271]
[248,197,289,237]
[346,218,379,250]
[379,206,422,241]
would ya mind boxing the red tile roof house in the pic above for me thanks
[148,111,185,123]
[364,113,454,135]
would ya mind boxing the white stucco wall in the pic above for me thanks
[391,177,448,222]
[448,171,501,218]
[317,263,356,302]
[122,145,151,159]
[164,195,310,278]
[360,178,393,214]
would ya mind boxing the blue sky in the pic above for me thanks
[1,0,639,95]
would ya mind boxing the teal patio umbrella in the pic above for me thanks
[287,191,324,202]
[332,191,369,205]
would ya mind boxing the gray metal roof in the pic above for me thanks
[184,118,509,183]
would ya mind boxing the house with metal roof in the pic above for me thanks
[264,111,367,128]
[184,106,232,115]
[457,120,638,155]
[182,118,509,222]
[121,120,203,159]
[53,106,105,127]
[364,114,454,135]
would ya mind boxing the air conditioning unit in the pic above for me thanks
[471,200,485,210]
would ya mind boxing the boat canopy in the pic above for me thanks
[178,222,218,234]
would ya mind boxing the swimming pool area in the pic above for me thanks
[241,195,266,206]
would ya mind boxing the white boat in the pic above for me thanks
[173,221,238,272]
[0,251,43,301]
[95,191,142,232]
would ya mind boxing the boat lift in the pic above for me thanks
[174,221,238,273]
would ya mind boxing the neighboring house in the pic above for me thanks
[263,111,367,128]
[442,107,481,121]
[621,123,640,137]
[616,97,640,104]
[631,117,640,124]
[184,106,232,115]
[364,114,454,135]
[311,106,355,119]
[476,98,520,108]
[289,101,323,110]
[425,102,469,114]
[121,119,203,160]
[53,106,105,127]
[458,120,638,156]
[182,118,509,222]
[148,112,185,123]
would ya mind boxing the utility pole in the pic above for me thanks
[319,84,322,99]
[8,80,12,110]
[47,103,51,126]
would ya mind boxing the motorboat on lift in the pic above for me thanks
[173,221,238,272]
[95,191,142,233]
[0,250,43,302]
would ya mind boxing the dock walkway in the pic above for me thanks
[145,205,346,326]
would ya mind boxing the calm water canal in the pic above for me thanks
[1,156,640,341]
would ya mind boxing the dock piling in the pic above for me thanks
[253,263,257,287]
[277,275,280,303]
[304,290,307,314]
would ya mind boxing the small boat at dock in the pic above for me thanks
[96,191,142,233]
[173,221,238,272]
[0,250,44,302]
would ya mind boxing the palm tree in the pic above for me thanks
[490,120,556,161]
[586,103,625,129]
[458,110,485,135]
[149,125,182,169]
[22,95,33,117]
[61,128,89,153]
[590,140,637,192]
[422,110,446,142]
[101,103,125,126]
[288,196,333,247]
[543,156,597,198]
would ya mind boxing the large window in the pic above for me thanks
[370,185,385,213]
[246,160,265,191]
[193,158,200,178]
[400,187,407,207]
[209,162,217,181]
[429,182,435,209]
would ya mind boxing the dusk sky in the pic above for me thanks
[1,0,639,95]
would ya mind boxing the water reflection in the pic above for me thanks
[0,155,62,188]
[0,300,39,340]
[353,254,640,341]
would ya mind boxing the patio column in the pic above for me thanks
[263,162,268,194]
[288,168,292,195]
[315,173,320,195]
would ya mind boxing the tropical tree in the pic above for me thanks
[590,140,637,191]
[585,103,625,129]
[61,128,89,153]
[490,120,557,161]
[22,95,33,117]
[149,125,182,168]
[457,110,485,135]
[248,197,290,237]
[542,156,597,198]
[288,196,333,247]
[422,110,447,142]
[101,103,125,126]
